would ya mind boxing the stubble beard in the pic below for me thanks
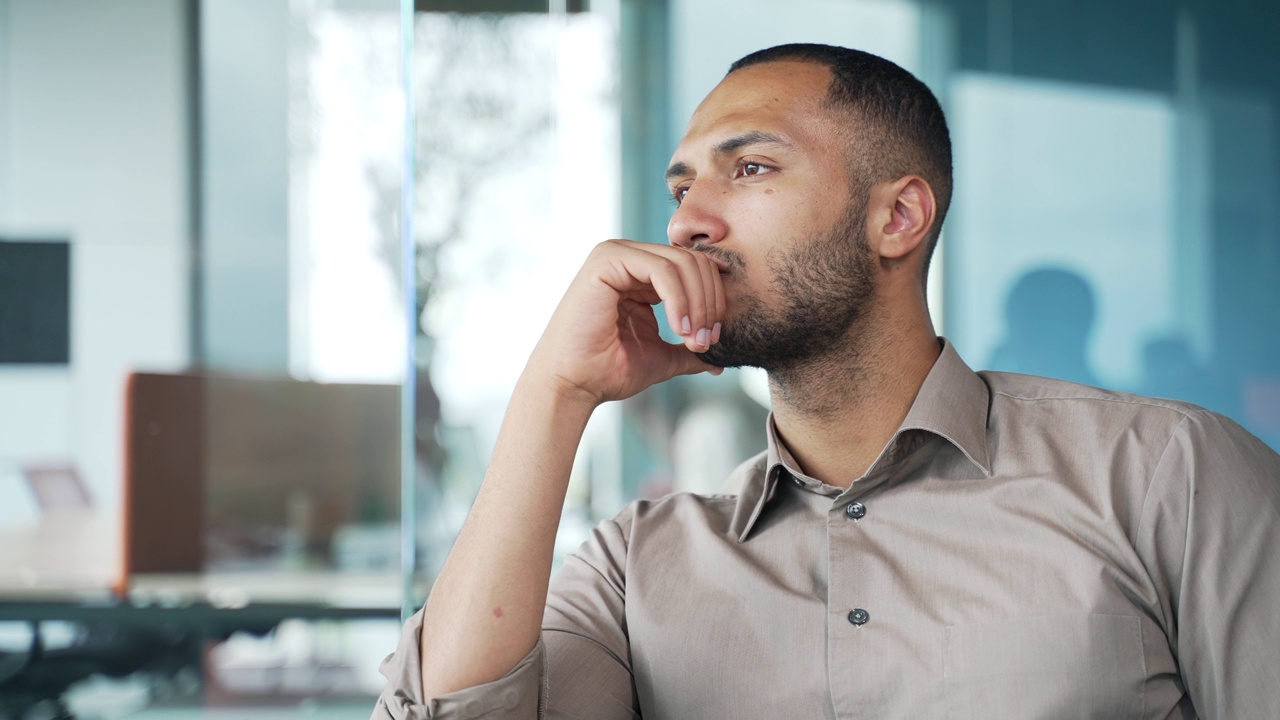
[695,199,878,376]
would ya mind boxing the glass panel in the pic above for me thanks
[0,0,411,714]
[410,5,620,587]
[949,76,1179,390]
[943,3,1280,451]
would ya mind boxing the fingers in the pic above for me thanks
[686,248,725,350]
[657,340,726,383]
[593,240,723,352]
[704,251,724,346]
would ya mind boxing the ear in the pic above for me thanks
[870,175,936,261]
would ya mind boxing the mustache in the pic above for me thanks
[691,244,746,273]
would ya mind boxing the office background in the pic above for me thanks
[0,0,1277,716]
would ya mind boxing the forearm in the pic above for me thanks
[415,239,722,701]
[419,368,596,699]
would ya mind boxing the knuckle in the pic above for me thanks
[588,240,615,262]
[656,256,680,278]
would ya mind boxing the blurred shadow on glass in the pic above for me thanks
[986,267,1101,387]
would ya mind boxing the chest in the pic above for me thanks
[624,484,1181,719]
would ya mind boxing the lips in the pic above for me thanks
[694,246,735,276]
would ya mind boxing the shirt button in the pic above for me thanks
[848,608,870,626]
[845,501,866,520]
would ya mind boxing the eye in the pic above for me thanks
[736,161,774,179]
[670,185,690,206]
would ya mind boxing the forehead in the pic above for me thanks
[675,60,844,158]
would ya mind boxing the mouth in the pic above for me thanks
[693,246,735,276]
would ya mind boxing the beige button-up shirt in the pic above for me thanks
[373,341,1280,719]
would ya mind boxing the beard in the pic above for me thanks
[694,198,877,372]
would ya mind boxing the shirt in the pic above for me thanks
[372,340,1280,719]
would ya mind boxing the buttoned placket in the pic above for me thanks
[772,433,923,717]
[823,456,902,718]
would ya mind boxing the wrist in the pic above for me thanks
[514,363,601,421]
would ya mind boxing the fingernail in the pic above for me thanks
[696,328,710,347]
[681,315,691,335]
[712,322,721,344]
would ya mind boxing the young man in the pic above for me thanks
[374,44,1280,718]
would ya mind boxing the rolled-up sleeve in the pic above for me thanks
[371,507,640,720]
[371,608,545,719]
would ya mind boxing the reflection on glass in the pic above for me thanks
[411,9,620,583]
[987,267,1101,388]
[948,70,1279,450]
[950,74,1179,390]
[293,8,407,385]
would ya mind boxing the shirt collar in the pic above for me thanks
[896,338,993,475]
[727,338,992,542]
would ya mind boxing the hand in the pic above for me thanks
[528,239,726,406]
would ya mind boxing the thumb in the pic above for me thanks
[662,343,725,381]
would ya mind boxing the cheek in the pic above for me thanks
[731,191,810,240]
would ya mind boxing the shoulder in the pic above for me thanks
[613,489,743,539]
[980,370,1205,445]
[982,370,1196,417]
[600,450,767,547]
[981,369,1279,495]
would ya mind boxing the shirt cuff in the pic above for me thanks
[371,607,545,719]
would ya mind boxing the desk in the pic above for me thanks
[0,510,121,599]
[0,510,410,604]
[0,513,409,718]
[1,369,411,716]
[0,598,400,719]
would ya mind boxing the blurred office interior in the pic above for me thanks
[0,0,1277,716]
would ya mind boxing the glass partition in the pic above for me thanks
[408,2,621,591]
[0,0,411,714]
[940,3,1280,451]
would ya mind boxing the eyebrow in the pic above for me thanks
[664,131,793,182]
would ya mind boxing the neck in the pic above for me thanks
[767,305,940,488]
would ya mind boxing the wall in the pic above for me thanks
[0,0,191,513]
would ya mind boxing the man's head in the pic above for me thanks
[665,45,949,374]
[727,43,953,277]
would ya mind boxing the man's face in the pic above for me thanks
[665,61,878,371]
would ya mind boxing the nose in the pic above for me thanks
[667,181,728,249]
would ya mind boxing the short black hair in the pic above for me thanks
[728,44,953,281]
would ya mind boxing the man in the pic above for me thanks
[374,44,1280,718]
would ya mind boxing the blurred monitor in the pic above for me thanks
[0,238,71,365]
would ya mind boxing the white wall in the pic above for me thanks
[0,0,10,222]
[0,0,190,513]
